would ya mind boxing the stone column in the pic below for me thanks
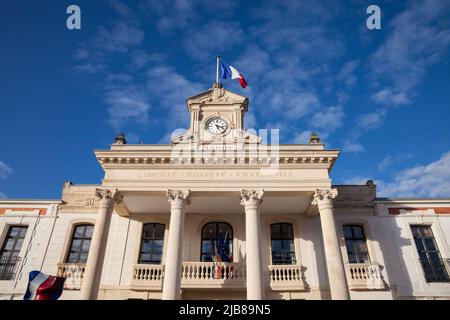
[240,189,265,300]
[162,189,190,300]
[80,188,122,300]
[312,188,350,300]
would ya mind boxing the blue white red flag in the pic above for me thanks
[23,270,65,300]
[219,59,248,88]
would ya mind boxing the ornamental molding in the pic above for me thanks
[167,189,191,206]
[240,189,264,207]
[95,188,123,204]
[311,188,338,206]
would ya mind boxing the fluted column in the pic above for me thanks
[312,188,350,300]
[162,189,190,300]
[241,189,265,300]
[80,188,122,300]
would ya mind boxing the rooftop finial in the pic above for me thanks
[309,132,320,144]
[113,132,127,145]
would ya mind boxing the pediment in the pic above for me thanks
[187,86,248,110]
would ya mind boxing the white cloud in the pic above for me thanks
[356,109,387,131]
[145,65,204,129]
[0,192,7,199]
[73,62,105,74]
[73,48,90,60]
[377,151,450,197]
[337,60,359,87]
[109,0,133,17]
[0,161,12,179]
[369,0,450,105]
[95,22,144,53]
[292,131,312,144]
[342,176,372,185]
[343,141,364,153]
[372,88,409,106]
[377,153,413,172]
[311,105,344,132]
[182,22,244,60]
[105,89,151,128]
[378,155,393,172]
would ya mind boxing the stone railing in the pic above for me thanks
[345,263,385,290]
[181,261,246,288]
[57,263,86,289]
[131,264,164,290]
[268,264,305,290]
[130,262,246,289]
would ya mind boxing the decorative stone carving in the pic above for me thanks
[113,132,127,145]
[240,189,264,207]
[95,188,123,205]
[167,189,191,206]
[311,188,338,206]
[309,132,320,144]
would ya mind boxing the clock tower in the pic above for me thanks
[172,83,260,146]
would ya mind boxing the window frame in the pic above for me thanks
[200,222,233,262]
[342,224,371,264]
[0,225,28,280]
[138,223,165,265]
[65,223,94,264]
[411,224,450,283]
[270,223,297,265]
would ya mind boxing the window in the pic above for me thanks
[412,225,449,283]
[201,222,233,262]
[270,223,296,265]
[66,224,93,263]
[139,223,165,264]
[0,226,28,280]
[343,225,370,264]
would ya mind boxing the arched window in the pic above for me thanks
[270,223,296,265]
[66,224,94,263]
[201,222,233,262]
[139,223,165,264]
[343,225,370,264]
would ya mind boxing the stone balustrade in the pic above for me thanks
[181,261,246,288]
[345,263,385,290]
[268,264,305,290]
[57,263,86,289]
[131,264,164,290]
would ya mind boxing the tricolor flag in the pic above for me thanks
[23,270,65,300]
[219,59,248,88]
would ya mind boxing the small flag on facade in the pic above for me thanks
[219,58,248,88]
[23,270,65,300]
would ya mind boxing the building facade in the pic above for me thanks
[1,85,449,300]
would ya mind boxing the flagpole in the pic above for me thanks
[216,55,220,85]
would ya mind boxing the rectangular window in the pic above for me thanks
[139,223,165,264]
[412,225,449,283]
[270,223,296,265]
[0,226,28,280]
[343,225,370,264]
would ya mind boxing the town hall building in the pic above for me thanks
[1,84,449,300]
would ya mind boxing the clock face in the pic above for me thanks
[206,117,228,135]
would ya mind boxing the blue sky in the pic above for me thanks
[0,0,449,199]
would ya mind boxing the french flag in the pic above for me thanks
[219,59,248,88]
[23,270,65,300]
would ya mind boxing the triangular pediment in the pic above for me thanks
[186,86,248,111]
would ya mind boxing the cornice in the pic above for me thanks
[95,149,339,169]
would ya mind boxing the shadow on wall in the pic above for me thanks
[301,215,331,300]
[377,216,414,299]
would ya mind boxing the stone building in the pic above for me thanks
[1,85,449,300]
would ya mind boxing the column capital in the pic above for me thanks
[311,188,338,207]
[167,189,191,208]
[240,189,264,208]
[95,188,123,206]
